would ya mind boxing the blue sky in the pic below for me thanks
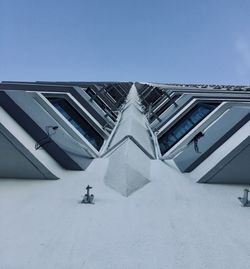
[1,0,250,84]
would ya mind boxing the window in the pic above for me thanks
[106,86,123,102]
[149,94,181,122]
[47,97,104,151]
[85,88,117,121]
[144,92,162,105]
[158,103,218,155]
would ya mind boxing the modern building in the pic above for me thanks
[1,81,250,268]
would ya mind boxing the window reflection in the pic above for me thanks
[47,97,104,151]
[85,88,117,121]
[158,103,218,155]
[149,94,181,123]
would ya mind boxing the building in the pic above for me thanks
[1,81,250,268]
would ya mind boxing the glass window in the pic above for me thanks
[189,104,214,124]
[86,88,117,121]
[106,86,123,102]
[172,119,193,139]
[149,94,181,123]
[47,97,104,151]
[145,92,162,105]
[158,102,218,155]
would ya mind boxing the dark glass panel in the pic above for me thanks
[106,87,123,102]
[189,105,213,124]
[47,97,104,151]
[158,103,218,155]
[149,94,181,123]
[85,88,117,120]
[172,119,193,139]
[144,93,162,105]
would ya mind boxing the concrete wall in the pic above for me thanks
[199,135,250,184]
[0,123,58,179]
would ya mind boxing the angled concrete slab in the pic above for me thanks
[104,85,153,196]
[0,123,58,179]
[104,139,150,196]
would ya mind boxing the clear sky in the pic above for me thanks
[1,0,250,85]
